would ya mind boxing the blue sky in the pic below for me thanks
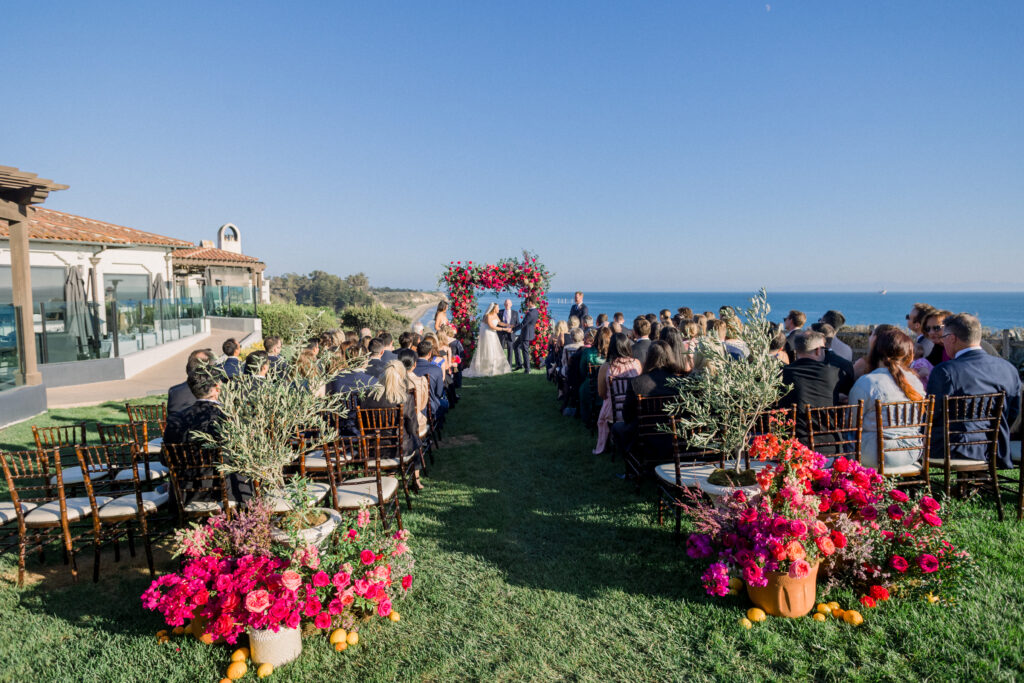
[3,2,1022,291]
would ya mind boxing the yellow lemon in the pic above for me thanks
[156,629,168,639]
[816,603,830,614]
[388,611,401,622]
[812,612,827,622]
[231,647,249,662]
[843,609,864,626]
[346,631,359,646]
[727,577,744,595]
[926,593,940,604]
[335,641,348,652]
[831,607,844,619]
[739,617,753,629]
[329,628,347,645]
[220,679,232,683]
[746,608,767,623]
[827,601,840,611]
[199,632,215,645]
[226,661,247,680]
[257,663,274,678]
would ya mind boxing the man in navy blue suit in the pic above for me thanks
[413,339,448,425]
[513,298,540,374]
[927,313,1021,469]
[569,291,588,325]
[221,338,242,379]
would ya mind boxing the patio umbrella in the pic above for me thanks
[150,273,166,300]
[63,266,91,356]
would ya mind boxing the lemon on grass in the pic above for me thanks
[746,608,767,623]
[156,629,168,639]
[334,641,348,652]
[231,647,249,662]
[257,663,274,678]
[727,577,744,595]
[831,607,845,619]
[738,617,753,629]
[843,610,864,626]
[812,613,827,622]
[226,661,247,680]
[827,601,840,611]
[172,626,186,635]
[346,631,359,646]
[329,628,347,644]
[388,611,401,622]
[816,603,830,615]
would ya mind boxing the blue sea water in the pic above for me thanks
[423,291,1024,330]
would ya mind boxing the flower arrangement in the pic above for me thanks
[439,250,553,366]
[142,505,414,643]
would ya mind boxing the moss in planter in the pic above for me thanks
[707,468,758,487]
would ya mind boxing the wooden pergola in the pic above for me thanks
[0,166,68,385]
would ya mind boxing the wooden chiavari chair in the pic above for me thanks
[32,422,95,492]
[928,393,1004,508]
[96,423,170,484]
[125,403,167,457]
[323,435,402,531]
[585,362,601,432]
[356,406,414,509]
[875,397,934,490]
[806,401,864,461]
[163,444,234,523]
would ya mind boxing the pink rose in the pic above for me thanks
[245,589,270,613]
[918,554,940,573]
[401,574,412,591]
[377,599,392,618]
[328,598,345,615]
[889,489,909,503]
[920,496,941,513]
[890,555,909,573]
[340,591,355,607]
[333,571,351,590]
[788,520,807,538]
[360,549,376,566]
[314,612,332,629]
[286,610,301,629]
[312,571,330,587]
[921,512,942,527]
[269,599,290,622]
[281,570,302,592]
[788,559,811,579]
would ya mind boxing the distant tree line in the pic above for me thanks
[269,271,374,312]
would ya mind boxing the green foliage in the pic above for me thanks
[257,303,337,342]
[270,270,374,310]
[340,303,410,336]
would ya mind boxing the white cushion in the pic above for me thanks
[182,498,238,514]
[928,457,989,471]
[0,501,37,524]
[113,461,170,481]
[24,496,113,527]
[147,438,164,455]
[266,483,331,513]
[882,463,924,476]
[333,476,399,508]
[51,465,109,486]
[369,453,415,470]
[98,486,171,520]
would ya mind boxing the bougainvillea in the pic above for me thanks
[439,250,553,366]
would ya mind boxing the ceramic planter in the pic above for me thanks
[270,508,342,548]
[746,562,820,618]
[248,626,302,667]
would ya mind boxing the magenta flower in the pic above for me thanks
[377,599,393,617]
[919,496,941,513]
[889,489,909,503]
[360,549,376,566]
[280,570,302,592]
[312,571,330,587]
[314,612,332,629]
[245,589,270,613]
[890,555,909,573]
[401,574,412,591]
[918,554,940,573]
[742,563,767,587]
[921,512,942,527]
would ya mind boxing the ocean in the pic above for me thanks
[422,291,1024,331]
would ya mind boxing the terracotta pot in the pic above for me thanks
[746,562,820,618]
[248,626,302,667]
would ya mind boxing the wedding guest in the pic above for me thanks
[778,331,840,445]
[414,340,448,426]
[397,331,414,350]
[723,316,749,360]
[703,310,716,320]
[927,313,1022,469]
[768,325,789,366]
[579,327,613,423]
[924,309,953,366]
[361,360,425,489]
[364,338,389,378]
[783,310,806,362]
[221,338,242,379]
[563,328,594,416]
[566,316,581,346]
[820,310,853,361]
[907,302,935,358]
[810,322,855,401]
[378,332,397,362]
[610,322,624,334]
[397,348,430,439]
[244,350,270,378]
[167,348,215,416]
[707,319,727,345]
[848,327,926,470]
[264,335,285,375]
[434,301,450,331]
[693,313,707,335]
[295,347,326,396]
[594,333,642,454]
[411,321,425,336]
[660,309,673,327]
[677,307,693,320]
[853,324,898,379]
[561,328,585,376]
[569,291,588,324]
[582,315,594,331]
[660,325,694,374]
[631,317,652,365]
[613,312,625,326]
[163,367,225,445]
[649,321,662,342]
[595,313,609,328]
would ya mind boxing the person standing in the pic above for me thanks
[498,298,519,365]
[569,291,588,324]
[513,298,540,374]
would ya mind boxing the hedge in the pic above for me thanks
[257,303,338,343]
[339,303,410,336]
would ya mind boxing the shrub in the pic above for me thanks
[257,303,337,343]
[340,303,410,336]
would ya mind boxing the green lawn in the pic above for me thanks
[1,376,1023,682]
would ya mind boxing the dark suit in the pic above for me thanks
[365,357,388,379]
[497,307,520,364]
[513,307,540,372]
[631,338,652,367]
[779,358,841,448]
[163,400,224,445]
[380,349,398,363]
[569,302,589,324]
[326,370,377,397]
[926,348,1022,468]
[823,349,855,403]
[222,356,242,379]
[268,355,287,377]
[615,368,683,467]
[166,381,196,416]
[413,358,448,424]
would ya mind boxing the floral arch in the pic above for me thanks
[440,252,552,366]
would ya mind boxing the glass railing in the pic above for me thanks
[203,285,257,318]
[34,300,105,363]
[0,304,19,391]
[108,297,205,357]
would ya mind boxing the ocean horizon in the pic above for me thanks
[422,291,1024,331]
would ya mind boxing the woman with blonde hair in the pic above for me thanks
[361,360,424,489]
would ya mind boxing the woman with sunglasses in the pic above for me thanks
[923,309,953,367]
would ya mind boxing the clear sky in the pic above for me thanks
[3,2,1022,292]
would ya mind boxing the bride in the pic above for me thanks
[464,303,513,377]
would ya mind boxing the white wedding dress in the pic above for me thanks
[464,315,512,377]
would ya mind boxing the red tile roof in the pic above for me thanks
[0,207,194,247]
[172,245,264,265]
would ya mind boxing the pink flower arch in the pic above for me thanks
[439,251,552,366]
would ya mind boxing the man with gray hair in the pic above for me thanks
[778,330,841,448]
[819,310,853,362]
[926,313,1021,469]
[411,321,425,336]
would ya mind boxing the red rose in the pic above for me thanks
[869,585,890,601]
[889,555,909,572]
[829,530,847,549]
[859,595,877,608]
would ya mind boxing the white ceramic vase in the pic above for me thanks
[248,626,302,667]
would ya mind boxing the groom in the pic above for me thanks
[497,298,519,365]
[512,298,540,374]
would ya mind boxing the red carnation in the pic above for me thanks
[869,585,890,601]
[859,595,877,608]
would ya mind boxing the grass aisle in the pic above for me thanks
[2,376,1024,681]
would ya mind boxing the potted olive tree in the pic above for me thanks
[667,289,788,500]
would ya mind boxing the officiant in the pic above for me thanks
[498,298,519,364]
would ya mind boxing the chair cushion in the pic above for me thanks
[882,463,923,476]
[303,450,329,471]
[98,486,171,520]
[927,457,989,471]
[51,465,109,486]
[24,496,113,527]
[369,453,415,470]
[182,498,239,514]
[333,476,399,508]
[0,501,37,525]
[147,437,164,455]
[266,483,331,513]
[113,461,170,481]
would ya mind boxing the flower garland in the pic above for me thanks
[439,251,553,366]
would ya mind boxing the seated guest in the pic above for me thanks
[221,338,242,378]
[706,319,728,350]
[595,313,608,328]
[164,367,226,445]
[244,350,270,379]
[563,329,594,415]
[693,314,707,335]
[361,360,425,489]
[927,313,1022,469]
[778,331,840,446]
[411,321,425,336]
[561,328,585,376]
[264,335,286,375]
[414,340,448,426]
[649,321,662,342]
[820,310,853,361]
[565,316,581,346]
[924,309,953,366]
[848,327,926,470]
[631,317,652,366]
[767,324,789,366]
[295,346,326,396]
[907,302,936,359]
[703,310,716,321]
[579,327,613,423]
[167,348,214,416]
[723,315,749,359]
[326,357,377,397]
[378,333,397,362]
[660,325,694,374]
[594,333,642,454]
[659,309,674,328]
[445,326,466,392]
[677,307,693,320]
[363,338,389,378]
[582,315,594,331]
[853,324,898,379]
[615,341,686,465]
[810,322,855,401]
[397,348,430,438]
[610,321,623,334]
[613,312,625,327]
[783,309,806,362]
[397,331,414,350]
